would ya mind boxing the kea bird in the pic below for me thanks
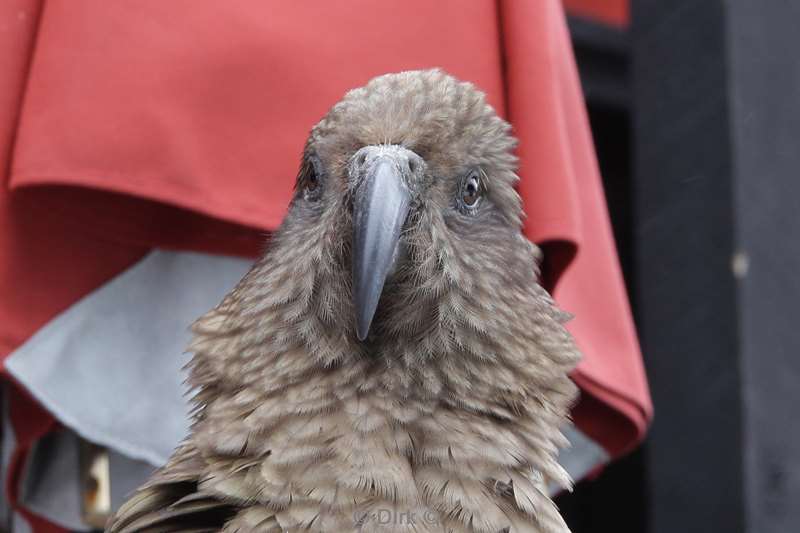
[107,69,581,533]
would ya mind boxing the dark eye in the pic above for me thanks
[301,156,324,200]
[305,171,319,193]
[460,172,482,208]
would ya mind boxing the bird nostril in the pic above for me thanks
[407,158,417,174]
[356,152,367,167]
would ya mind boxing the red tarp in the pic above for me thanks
[0,1,649,529]
[563,0,630,27]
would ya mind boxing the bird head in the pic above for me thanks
[172,71,580,532]
[280,69,534,351]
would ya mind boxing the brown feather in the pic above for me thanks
[107,69,580,533]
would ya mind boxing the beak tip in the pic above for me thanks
[353,284,374,341]
[355,305,373,341]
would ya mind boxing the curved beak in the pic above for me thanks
[352,154,412,341]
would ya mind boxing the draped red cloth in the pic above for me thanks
[563,0,629,27]
[0,1,650,529]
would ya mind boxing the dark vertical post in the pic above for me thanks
[728,3,800,533]
[631,1,800,532]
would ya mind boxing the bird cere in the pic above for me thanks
[108,70,582,533]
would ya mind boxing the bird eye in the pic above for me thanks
[460,172,482,208]
[301,171,320,201]
[301,156,324,200]
[305,172,319,192]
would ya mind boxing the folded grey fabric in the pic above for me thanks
[6,250,252,466]
[19,429,154,531]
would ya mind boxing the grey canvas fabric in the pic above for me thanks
[18,430,83,530]
[556,425,609,492]
[5,250,252,466]
[2,385,36,533]
[12,513,31,533]
[19,429,154,531]
[1,386,13,532]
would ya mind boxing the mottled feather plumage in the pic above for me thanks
[107,69,581,533]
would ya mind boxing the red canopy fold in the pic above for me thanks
[1,1,650,528]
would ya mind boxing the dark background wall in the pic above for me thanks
[727,4,800,532]
[559,2,800,532]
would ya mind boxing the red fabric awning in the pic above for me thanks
[563,0,630,27]
[1,0,650,528]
